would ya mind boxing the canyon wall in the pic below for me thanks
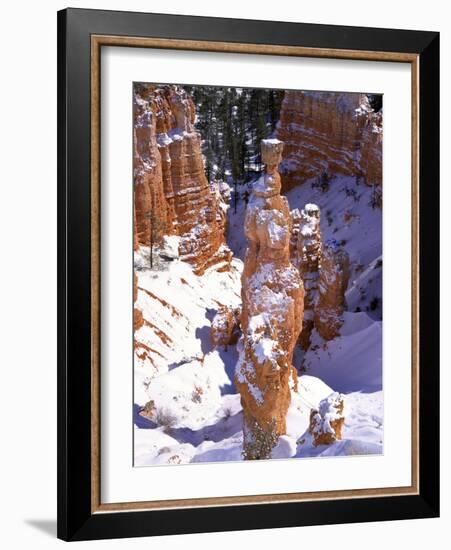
[235,139,304,460]
[276,91,382,190]
[133,85,231,275]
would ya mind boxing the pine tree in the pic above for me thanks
[183,85,284,187]
[145,208,165,269]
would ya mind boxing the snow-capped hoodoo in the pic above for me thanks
[308,392,345,447]
[314,240,350,341]
[235,139,305,460]
[291,203,323,350]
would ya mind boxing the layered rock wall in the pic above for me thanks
[359,103,383,188]
[276,91,382,190]
[235,139,304,460]
[133,85,231,275]
[134,91,171,245]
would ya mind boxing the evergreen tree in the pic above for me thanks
[184,85,284,186]
[145,208,165,270]
[367,93,383,112]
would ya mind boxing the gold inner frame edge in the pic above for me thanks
[90,35,420,514]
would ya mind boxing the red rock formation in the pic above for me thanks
[276,91,382,190]
[314,240,350,341]
[359,100,383,187]
[133,207,139,252]
[292,204,322,350]
[211,306,241,349]
[291,207,350,347]
[134,91,170,246]
[133,271,144,331]
[133,85,231,275]
[309,392,345,446]
[235,139,304,460]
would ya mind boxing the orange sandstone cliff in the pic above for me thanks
[133,85,231,275]
[276,91,382,190]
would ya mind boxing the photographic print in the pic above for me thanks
[133,83,383,466]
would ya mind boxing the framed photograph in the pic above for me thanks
[57,8,439,541]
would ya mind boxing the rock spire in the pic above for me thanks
[235,139,304,460]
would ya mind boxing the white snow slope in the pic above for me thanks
[134,174,383,466]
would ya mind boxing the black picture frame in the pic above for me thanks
[57,7,439,541]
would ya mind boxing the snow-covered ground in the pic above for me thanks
[134,174,383,466]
